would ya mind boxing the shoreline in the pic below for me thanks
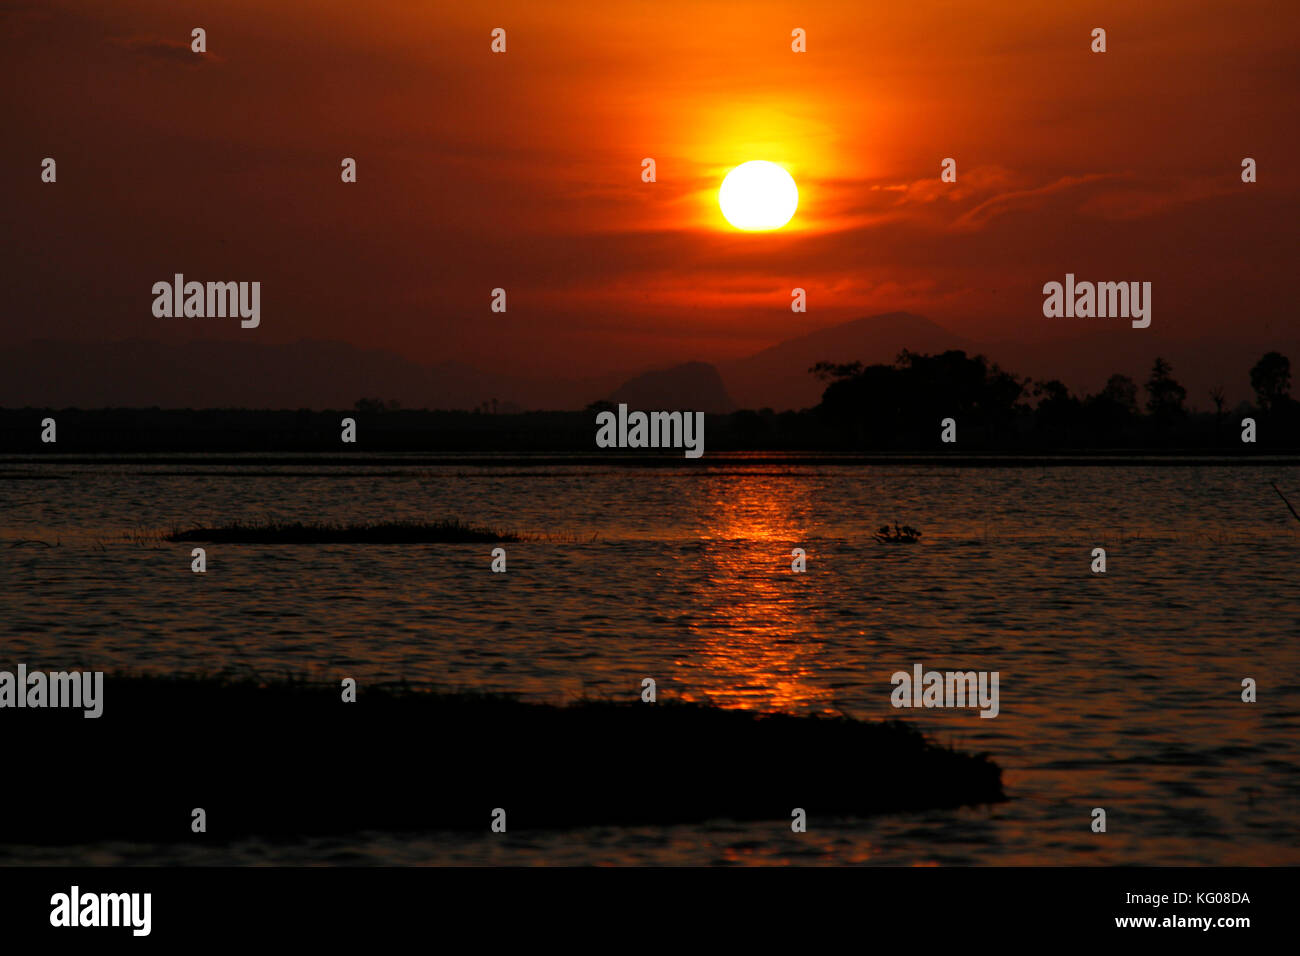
[4,452,1300,470]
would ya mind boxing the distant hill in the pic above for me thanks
[717,312,970,411]
[606,361,735,413]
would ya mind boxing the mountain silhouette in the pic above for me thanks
[606,361,736,413]
[717,312,970,410]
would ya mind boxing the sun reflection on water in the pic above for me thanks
[673,475,838,714]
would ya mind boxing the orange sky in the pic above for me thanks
[4,0,1297,377]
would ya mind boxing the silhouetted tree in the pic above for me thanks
[1098,374,1139,415]
[801,350,1300,451]
[1144,357,1186,420]
[1250,352,1292,411]
[1079,373,1139,442]
[812,350,1026,446]
[1032,379,1081,442]
[810,361,863,383]
[1208,385,1227,417]
[815,362,907,438]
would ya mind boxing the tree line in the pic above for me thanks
[800,350,1294,449]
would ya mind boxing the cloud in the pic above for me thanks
[950,174,1115,231]
[807,167,1231,236]
[109,35,221,66]
[1074,175,1240,221]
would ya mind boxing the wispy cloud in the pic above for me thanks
[109,35,221,66]
[952,173,1115,230]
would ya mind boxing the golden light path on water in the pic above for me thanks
[674,474,834,713]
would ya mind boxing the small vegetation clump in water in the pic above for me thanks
[875,523,922,544]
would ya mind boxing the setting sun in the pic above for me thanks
[718,161,799,231]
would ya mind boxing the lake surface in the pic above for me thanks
[2,454,1298,865]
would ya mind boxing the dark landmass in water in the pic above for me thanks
[167,520,519,544]
[1,675,1005,844]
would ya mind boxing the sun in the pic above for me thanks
[718,160,799,231]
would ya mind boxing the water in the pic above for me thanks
[2,455,1298,865]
